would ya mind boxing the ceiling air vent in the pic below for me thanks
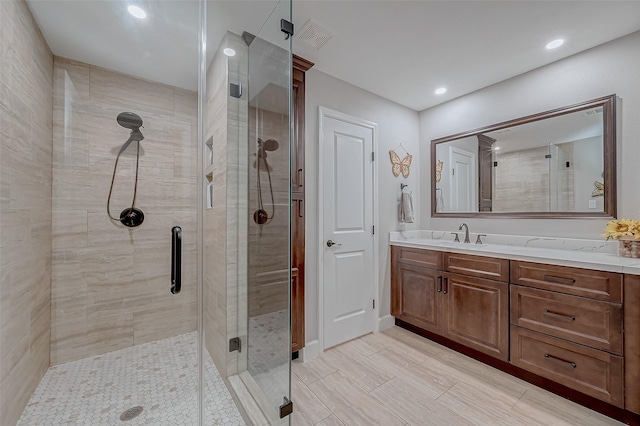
[298,20,334,50]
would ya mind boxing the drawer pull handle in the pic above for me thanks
[443,277,448,294]
[544,353,577,369]
[437,276,443,293]
[543,310,576,322]
[543,275,576,285]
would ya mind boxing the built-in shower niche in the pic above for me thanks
[205,136,214,209]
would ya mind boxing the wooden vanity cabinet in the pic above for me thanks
[391,247,443,334]
[392,247,509,361]
[392,245,640,422]
[443,272,509,361]
[392,262,443,334]
[509,260,625,408]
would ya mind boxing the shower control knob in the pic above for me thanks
[326,239,342,247]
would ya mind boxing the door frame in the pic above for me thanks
[316,106,379,355]
[449,146,477,212]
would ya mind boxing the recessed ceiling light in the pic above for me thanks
[546,39,564,50]
[223,48,236,57]
[127,5,146,19]
[494,147,501,151]
[435,87,447,95]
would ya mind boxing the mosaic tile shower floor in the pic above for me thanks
[17,332,245,425]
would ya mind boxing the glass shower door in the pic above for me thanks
[201,0,292,424]
[244,1,293,424]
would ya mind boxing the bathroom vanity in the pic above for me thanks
[390,232,640,423]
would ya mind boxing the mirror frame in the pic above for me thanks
[430,94,617,219]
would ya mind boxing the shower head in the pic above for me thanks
[117,112,143,130]
[117,112,144,153]
[262,139,279,151]
[258,138,279,152]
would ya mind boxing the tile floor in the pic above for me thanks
[292,326,624,426]
[248,309,290,403]
[17,332,245,425]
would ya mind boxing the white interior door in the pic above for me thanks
[450,147,476,212]
[320,108,376,350]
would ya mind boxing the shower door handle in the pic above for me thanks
[171,226,182,294]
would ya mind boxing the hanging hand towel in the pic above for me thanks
[400,191,414,223]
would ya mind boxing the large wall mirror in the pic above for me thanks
[430,95,616,218]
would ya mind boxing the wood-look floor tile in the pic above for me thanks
[314,414,346,426]
[370,376,472,426]
[295,328,621,426]
[437,382,537,426]
[512,388,625,426]
[291,374,332,426]
[336,331,393,357]
[428,349,533,397]
[292,356,338,385]
[320,344,395,392]
[382,326,445,357]
[308,371,405,426]
[367,343,430,376]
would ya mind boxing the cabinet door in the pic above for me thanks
[291,194,305,352]
[291,67,305,192]
[291,267,304,352]
[392,262,443,334]
[442,273,509,361]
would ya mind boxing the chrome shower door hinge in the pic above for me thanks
[229,337,241,353]
[279,397,293,418]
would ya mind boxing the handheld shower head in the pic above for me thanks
[262,138,279,151]
[117,112,144,154]
[117,112,143,130]
[108,112,146,228]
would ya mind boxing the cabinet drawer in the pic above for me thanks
[393,246,442,269]
[510,326,623,407]
[510,261,622,302]
[510,285,622,354]
[444,252,509,282]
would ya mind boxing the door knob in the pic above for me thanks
[326,239,342,247]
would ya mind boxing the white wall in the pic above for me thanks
[419,30,640,238]
[304,69,420,355]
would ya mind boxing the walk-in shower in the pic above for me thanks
[1,0,293,425]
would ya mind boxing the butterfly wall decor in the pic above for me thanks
[592,181,604,197]
[389,144,412,178]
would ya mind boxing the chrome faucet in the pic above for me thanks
[459,223,471,243]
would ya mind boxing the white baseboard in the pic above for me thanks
[378,314,395,331]
[300,339,321,362]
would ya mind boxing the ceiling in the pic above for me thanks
[26,1,640,112]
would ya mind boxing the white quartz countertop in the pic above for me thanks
[389,230,640,275]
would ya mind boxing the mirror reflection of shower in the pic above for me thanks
[107,112,146,227]
[253,138,278,225]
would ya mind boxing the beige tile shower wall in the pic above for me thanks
[0,1,53,424]
[493,146,551,212]
[248,107,290,318]
[50,57,197,365]
[204,37,229,373]
[203,32,248,378]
